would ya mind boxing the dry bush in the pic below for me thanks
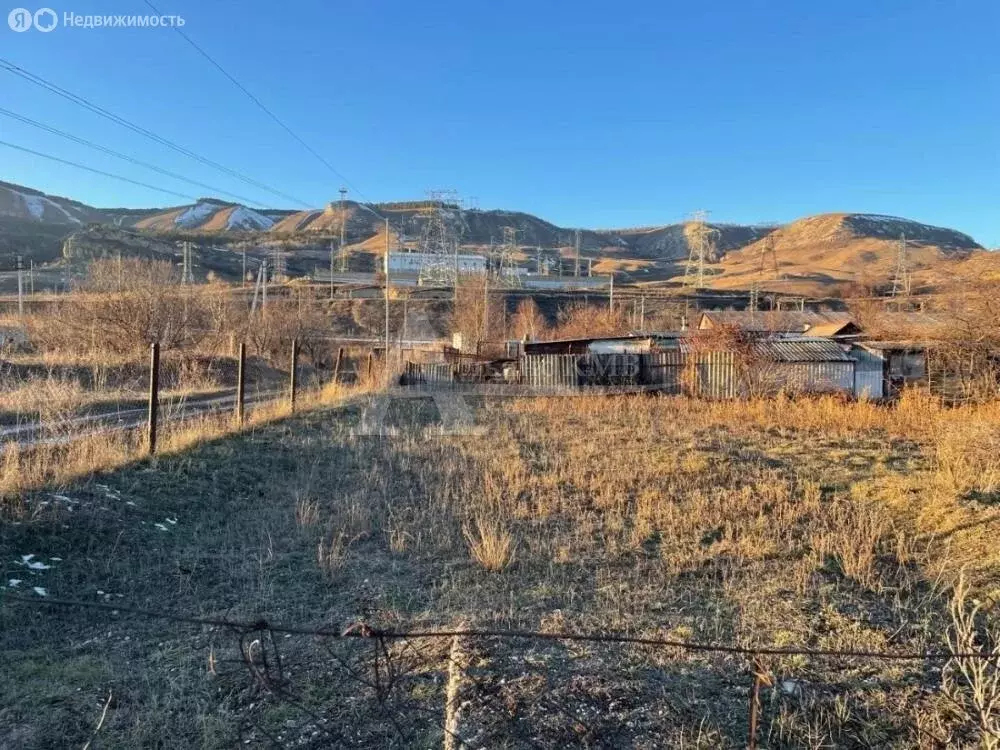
[941,575,1000,749]
[450,274,506,349]
[27,258,206,357]
[550,301,628,340]
[508,298,548,341]
[463,516,516,572]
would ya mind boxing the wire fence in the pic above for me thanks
[3,593,992,749]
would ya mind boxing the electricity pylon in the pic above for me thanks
[749,232,779,312]
[417,190,462,286]
[890,232,911,297]
[683,210,719,289]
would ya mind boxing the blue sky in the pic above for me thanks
[2,0,998,244]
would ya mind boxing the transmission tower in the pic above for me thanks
[492,226,522,288]
[890,232,911,297]
[683,211,719,289]
[179,241,195,284]
[749,232,779,312]
[270,244,287,281]
[417,190,462,286]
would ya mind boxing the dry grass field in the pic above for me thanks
[3,389,1000,748]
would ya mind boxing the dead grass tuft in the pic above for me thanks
[463,516,516,572]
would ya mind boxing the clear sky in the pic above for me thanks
[2,0,998,245]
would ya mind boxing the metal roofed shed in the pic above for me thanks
[698,311,862,338]
[522,335,654,356]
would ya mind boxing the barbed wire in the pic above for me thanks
[2,592,993,661]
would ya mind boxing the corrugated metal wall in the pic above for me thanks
[644,351,685,393]
[522,354,580,388]
[850,348,884,399]
[691,351,738,399]
[407,350,879,398]
[771,362,855,394]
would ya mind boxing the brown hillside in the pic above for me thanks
[133,207,188,231]
[708,213,981,296]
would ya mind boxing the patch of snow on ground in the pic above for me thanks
[12,190,83,223]
[175,202,218,228]
[7,579,22,587]
[32,587,47,596]
[22,194,45,219]
[226,206,274,230]
[17,554,53,570]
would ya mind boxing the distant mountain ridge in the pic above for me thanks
[0,180,987,294]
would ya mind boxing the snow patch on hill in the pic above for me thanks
[227,206,274,230]
[14,190,82,223]
[175,202,218,228]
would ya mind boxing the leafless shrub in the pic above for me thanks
[942,575,1000,749]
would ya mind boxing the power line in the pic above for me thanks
[142,0,366,200]
[0,57,310,208]
[0,139,199,202]
[0,106,269,208]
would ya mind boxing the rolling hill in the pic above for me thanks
[0,180,990,294]
[708,213,982,296]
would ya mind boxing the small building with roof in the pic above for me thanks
[698,311,862,339]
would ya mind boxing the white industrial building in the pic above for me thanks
[385,251,486,275]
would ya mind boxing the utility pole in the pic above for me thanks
[29,259,34,295]
[329,240,335,300]
[338,187,348,272]
[261,258,268,310]
[117,252,123,292]
[384,217,390,359]
[608,274,614,313]
[574,229,581,277]
[16,255,24,317]
[482,269,489,342]
[241,247,247,288]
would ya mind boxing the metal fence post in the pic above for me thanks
[147,342,160,455]
[367,351,374,380]
[289,339,299,412]
[236,342,246,427]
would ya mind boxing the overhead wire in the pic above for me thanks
[142,0,367,200]
[0,106,269,208]
[0,57,311,208]
[0,139,200,202]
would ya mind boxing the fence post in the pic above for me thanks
[147,342,160,455]
[367,351,374,379]
[289,339,299,412]
[333,347,344,384]
[236,342,246,427]
[747,654,763,750]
